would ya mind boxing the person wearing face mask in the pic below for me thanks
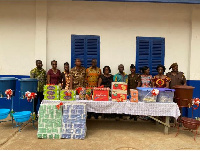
[61,62,72,90]
[47,60,61,85]
[166,63,186,89]
[152,65,170,88]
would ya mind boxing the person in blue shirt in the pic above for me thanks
[113,64,128,83]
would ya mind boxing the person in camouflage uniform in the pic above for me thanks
[30,60,46,116]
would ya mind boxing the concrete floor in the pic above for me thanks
[0,117,200,150]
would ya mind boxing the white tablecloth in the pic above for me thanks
[42,100,180,119]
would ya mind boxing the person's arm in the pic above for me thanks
[165,81,169,88]
[137,74,141,87]
[182,74,187,85]
[30,70,35,78]
[165,76,170,88]
[152,76,155,88]
[98,77,102,87]
[70,75,73,90]
[47,70,51,84]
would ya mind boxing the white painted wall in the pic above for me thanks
[0,1,36,75]
[0,0,200,80]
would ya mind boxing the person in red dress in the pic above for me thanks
[152,65,170,88]
[47,60,61,85]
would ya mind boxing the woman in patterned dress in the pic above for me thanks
[152,65,170,88]
[140,66,152,88]
[61,62,72,90]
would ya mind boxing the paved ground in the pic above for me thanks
[0,117,200,150]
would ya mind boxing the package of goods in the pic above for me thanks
[60,90,76,101]
[137,87,158,103]
[156,88,175,103]
[93,87,110,101]
[43,90,60,96]
[44,95,60,100]
[62,104,87,139]
[112,91,127,102]
[43,85,60,91]
[76,87,86,100]
[37,104,62,139]
[130,89,138,102]
[112,82,127,91]
[85,88,92,100]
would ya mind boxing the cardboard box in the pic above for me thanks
[60,90,76,101]
[43,85,60,91]
[130,89,138,102]
[44,95,60,100]
[112,82,127,91]
[43,90,60,96]
[112,91,127,102]
[93,87,109,101]
[37,104,62,139]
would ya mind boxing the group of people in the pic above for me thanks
[30,58,187,118]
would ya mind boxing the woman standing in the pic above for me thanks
[152,65,170,88]
[47,60,61,85]
[61,62,72,90]
[140,66,152,88]
[98,66,113,89]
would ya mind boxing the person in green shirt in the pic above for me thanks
[30,60,46,116]
[113,64,128,83]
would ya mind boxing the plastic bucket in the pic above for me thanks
[13,111,31,123]
[0,109,10,120]
[0,77,17,97]
[19,78,38,97]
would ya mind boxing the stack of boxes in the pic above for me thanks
[62,104,87,139]
[111,82,127,102]
[60,90,76,101]
[130,89,138,102]
[37,104,62,139]
[43,85,60,100]
[93,87,110,101]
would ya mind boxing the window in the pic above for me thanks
[71,35,100,68]
[136,37,165,76]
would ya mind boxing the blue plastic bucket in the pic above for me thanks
[13,111,31,123]
[0,77,17,97]
[0,109,10,120]
[19,78,38,97]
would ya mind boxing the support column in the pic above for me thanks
[189,6,200,80]
[35,0,47,70]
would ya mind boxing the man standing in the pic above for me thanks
[113,64,128,121]
[70,59,86,89]
[30,60,46,117]
[86,59,101,88]
[113,64,128,83]
[166,63,186,89]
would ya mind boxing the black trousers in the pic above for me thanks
[34,92,44,114]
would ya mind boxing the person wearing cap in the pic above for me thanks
[166,63,186,89]
[113,64,128,83]
[127,64,141,94]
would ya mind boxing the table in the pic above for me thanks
[42,100,181,134]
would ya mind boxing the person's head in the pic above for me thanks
[142,66,150,75]
[169,63,178,72]
[36,60,42,69]
[130,64,136,73]
[75,58,81,67]
[103,66,111,75]
[156,64,166,74]
[64,62,69,72]
[51,60,57,69]
[91,59,97,68]
[118,64,124,73]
